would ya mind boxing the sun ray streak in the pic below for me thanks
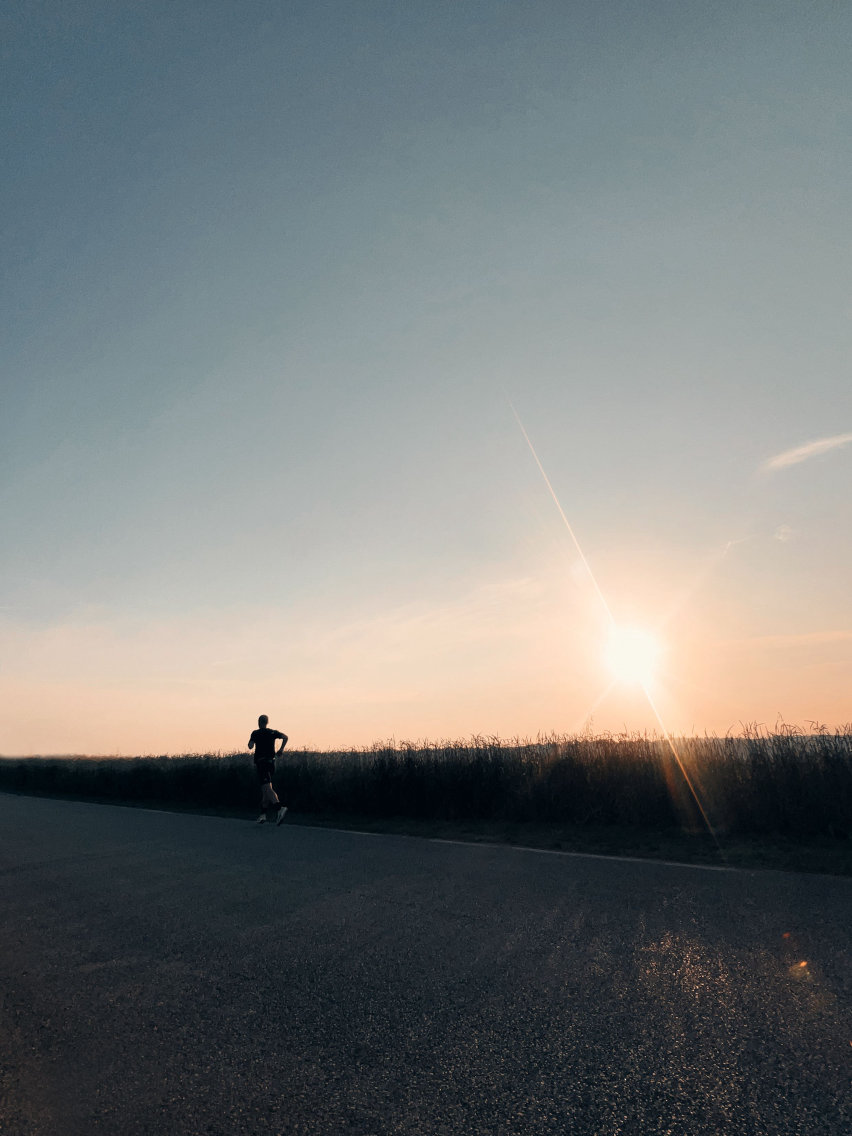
[659,536,752,628]
[643,685,727,861]
[510,403,614,624]
[571,681,618,734]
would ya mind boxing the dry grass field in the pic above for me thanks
[2,727,850,872]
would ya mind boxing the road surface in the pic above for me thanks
[0,794,850,1135]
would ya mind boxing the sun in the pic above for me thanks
[604,626,663,687]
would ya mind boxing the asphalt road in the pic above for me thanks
[0,795,850,1136]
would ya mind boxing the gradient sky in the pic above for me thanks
[2,0,850,754]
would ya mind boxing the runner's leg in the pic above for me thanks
[256,761,276,822]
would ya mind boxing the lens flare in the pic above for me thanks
[510,403,725,861]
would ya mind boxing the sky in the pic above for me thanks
[2,0,850,754]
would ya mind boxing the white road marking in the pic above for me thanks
[427,836,734,871]
[0,795,767,874]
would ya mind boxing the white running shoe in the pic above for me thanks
[255,814,267,825]
[275,806,288,826]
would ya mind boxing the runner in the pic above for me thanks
[247,714,289,826]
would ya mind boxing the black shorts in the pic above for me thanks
[255,760,275,785]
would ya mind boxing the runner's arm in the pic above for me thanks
[277,732,289,753]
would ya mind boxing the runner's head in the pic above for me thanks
[258,714,268,728]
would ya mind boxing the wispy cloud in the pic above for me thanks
[762,432,852,473]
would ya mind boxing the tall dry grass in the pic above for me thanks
[1,727,850,839]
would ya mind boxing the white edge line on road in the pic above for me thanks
[0,794,785,875]
[425,836,735,871]
[90,807,731,870]
[287,823,735,872]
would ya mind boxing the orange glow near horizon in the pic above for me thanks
[2,554,851,755]
[1,409,850,757]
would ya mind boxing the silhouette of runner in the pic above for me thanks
[247,714,289,826]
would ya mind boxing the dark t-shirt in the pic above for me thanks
[248,727,286,762]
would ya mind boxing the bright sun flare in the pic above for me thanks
[604,626,663,687]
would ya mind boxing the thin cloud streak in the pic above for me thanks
[762,432,852,472]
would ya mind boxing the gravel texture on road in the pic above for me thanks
[0,794,850,1135]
